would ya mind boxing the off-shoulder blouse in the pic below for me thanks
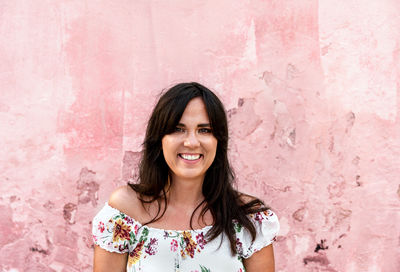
[92,202,279,272]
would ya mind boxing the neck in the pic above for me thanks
[166,175,205,209]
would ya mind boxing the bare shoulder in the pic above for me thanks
[108,185,137,207]
[108,185,143,218]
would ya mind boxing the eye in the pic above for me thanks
[174,127,185,133]
[198,128,212,134]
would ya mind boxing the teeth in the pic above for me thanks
[180,154,201,160]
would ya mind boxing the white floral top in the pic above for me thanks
[92,202,279,272]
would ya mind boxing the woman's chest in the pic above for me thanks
[126,228,245,272]
[145,208,214,231]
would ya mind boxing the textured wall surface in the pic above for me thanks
[1,1,399,271]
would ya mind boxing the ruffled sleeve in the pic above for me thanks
[235,209,280,259]
[92,202,135,254]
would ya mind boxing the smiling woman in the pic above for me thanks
[92,82,279,272]
[162,97,218,184]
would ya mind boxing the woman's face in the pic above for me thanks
[161,97,218,183]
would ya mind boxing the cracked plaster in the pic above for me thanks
[0,1,399,271]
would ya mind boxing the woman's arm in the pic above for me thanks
[242,244,275,272]
[93,245,128,272]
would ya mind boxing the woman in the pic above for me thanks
[92,82,279,271]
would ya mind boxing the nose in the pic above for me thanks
[183,131,200,147]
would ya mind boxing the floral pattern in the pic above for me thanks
[189,265,211,272]
[92,202,279,272]
[128,240,145,265]
[196,232,206,250]
[98,221,105,233]
[180,231,197,258]
[112,218,132,243]
[171,239,178,252]
[199,265,211,272]
[145,238,158,255]
[235,238,243,256]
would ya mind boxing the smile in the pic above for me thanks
[178,153,202,161]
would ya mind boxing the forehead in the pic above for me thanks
[179,97,210,123]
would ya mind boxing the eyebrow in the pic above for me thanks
[177,123,211,128]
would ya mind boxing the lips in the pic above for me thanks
[178,153,203,161]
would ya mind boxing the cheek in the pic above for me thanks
[161,137,174,160]
[162,136,174,150]
[161,136,181,165]
[207,138,218,155]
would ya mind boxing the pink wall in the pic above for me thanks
[1,1,399,271]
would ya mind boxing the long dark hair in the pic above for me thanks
[128,82,268,254]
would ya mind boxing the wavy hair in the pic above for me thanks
[128,82,268,254]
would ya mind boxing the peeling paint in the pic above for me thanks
[228,98,262,139]
[237,98,244,107]
[397,184,400,199]
[303,253,330,266]
[332,207,352,226]
[345,112,355,134]
[122,151,141,181]
[43,200,55,210]
[77,167,99,206]
[30,247,49,255]
[355,175,361,186]
[0,205,17,245]
[327,178,346,198]
[287,128,296,148]
[286,63,301,80]
[63,203,77,225]
[292,207,306,222]
[352,156,360,165]
[1,1,399,271]
[314,239,329,252]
